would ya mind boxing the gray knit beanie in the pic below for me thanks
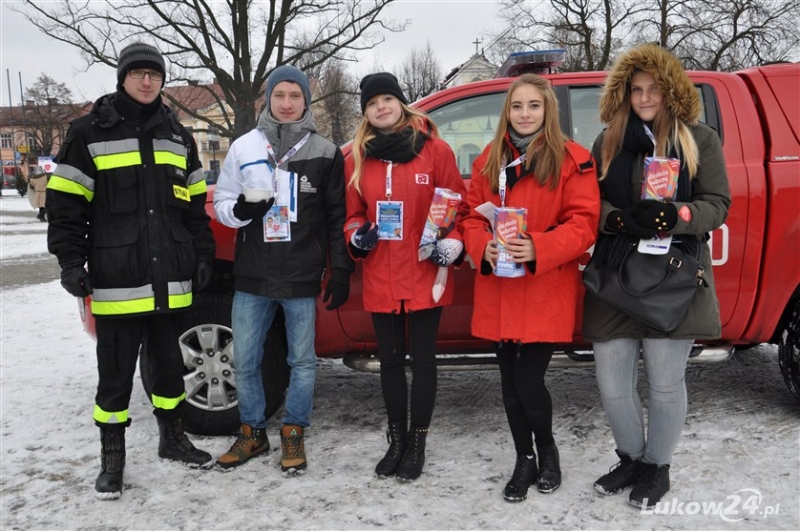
[117,42,166,86]
[265,65,311,106]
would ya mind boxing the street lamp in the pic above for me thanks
[207,127,219,172]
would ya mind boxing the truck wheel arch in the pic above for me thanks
[778,297,800,403]
[139,291,290,435]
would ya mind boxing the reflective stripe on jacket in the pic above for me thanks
[47,92,214,316]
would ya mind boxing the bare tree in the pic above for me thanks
[22,73,80,157]
[313,60,360,146]
[399,42,443,101]
[17,0,403,139]
[656,0,800,70]
[488,0,645,71]
[487,0,800,73]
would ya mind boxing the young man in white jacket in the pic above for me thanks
[213,65,352,475]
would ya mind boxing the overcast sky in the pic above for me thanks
[1,0,504,104]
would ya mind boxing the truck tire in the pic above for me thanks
[778,299,800,403]
[139,292,290,435]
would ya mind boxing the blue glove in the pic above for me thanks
[428,238,464,267]
[351,221,379,251]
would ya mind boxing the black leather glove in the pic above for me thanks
[323,269,350,310]
[351,221,379,251]
[606,205,657,239]
[633,200,678,231]
[194,261,212,292]
[232,194,274,221]
[60,263,93,298]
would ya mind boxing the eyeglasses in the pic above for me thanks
[128,69,164,81]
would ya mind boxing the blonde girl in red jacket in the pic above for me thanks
[463,74,600,502]
[345,73,468,482]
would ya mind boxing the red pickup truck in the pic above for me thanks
[81,61,800,435]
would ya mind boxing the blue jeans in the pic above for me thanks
[593,337,693,465]
[232,291,317,429]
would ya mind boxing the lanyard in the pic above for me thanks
[264,131,311,196]
[499,154,526,207]
[384,160,394,199]
[643,124,658,155]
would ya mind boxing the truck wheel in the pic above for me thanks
[139,292,290,435]
[778,299,800,403]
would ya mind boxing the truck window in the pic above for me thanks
[565,86,603,150]
[427,92,506,178]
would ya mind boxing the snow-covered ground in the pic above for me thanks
[1,193,798,530]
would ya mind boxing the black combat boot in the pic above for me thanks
[628,462,670,508]
[95,421,129,500]
[503,453,538,502]
[157,416,213,468]
[594,449,640,495]
[536,441,561,493]
[375,420,407,478]
[395,425,428,482]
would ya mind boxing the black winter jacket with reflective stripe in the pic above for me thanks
[47,91,215,316]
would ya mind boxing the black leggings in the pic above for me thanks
[496,341,555,455]
[372,307,442,427]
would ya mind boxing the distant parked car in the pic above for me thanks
[204,169,219,184]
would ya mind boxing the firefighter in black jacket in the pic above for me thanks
[47,42,216,500]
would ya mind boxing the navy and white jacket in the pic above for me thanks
[214,108,352,298]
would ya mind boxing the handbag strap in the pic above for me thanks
[617,252,684,297]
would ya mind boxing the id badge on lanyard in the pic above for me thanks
[262,132,309,241]
[499,153,526,207]
[376,160,403,240]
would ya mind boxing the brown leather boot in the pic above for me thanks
[280,424,307,475]
[216,424,269,469]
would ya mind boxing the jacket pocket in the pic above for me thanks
[89,223,143,287]
[167,166,191,210]
[104,167,138,214]
[168,222,196,280]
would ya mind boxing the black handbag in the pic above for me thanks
[582,241,706,332]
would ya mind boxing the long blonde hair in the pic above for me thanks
[481,74,566,191]
[348,101,440,194]
[599,67,700,181]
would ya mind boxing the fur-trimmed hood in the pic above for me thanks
[599,44,701,126]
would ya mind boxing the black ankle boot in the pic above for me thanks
[503,453,538,502]
[396,425,428,482]
[594,450,640,495]
[536,441,561,493]
[628,462,670,508]
[375,420,407,478]
[157,416,213,468]
[95,421,129,500]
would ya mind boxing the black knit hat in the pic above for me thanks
[359,72,408,114]
[117,42,166,86]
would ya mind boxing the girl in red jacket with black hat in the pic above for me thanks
[463,74,600,502]
[344,72,468,482]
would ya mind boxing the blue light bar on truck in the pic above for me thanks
[495,49,566,78]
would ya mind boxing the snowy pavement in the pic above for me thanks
[1,193,798,530]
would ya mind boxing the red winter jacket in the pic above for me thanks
[345,133,468,313]
[463,139,600,343]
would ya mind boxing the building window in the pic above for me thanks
[1,133,12,149]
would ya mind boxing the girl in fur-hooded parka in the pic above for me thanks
[584,44,731,509]
[344,72,468,483]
